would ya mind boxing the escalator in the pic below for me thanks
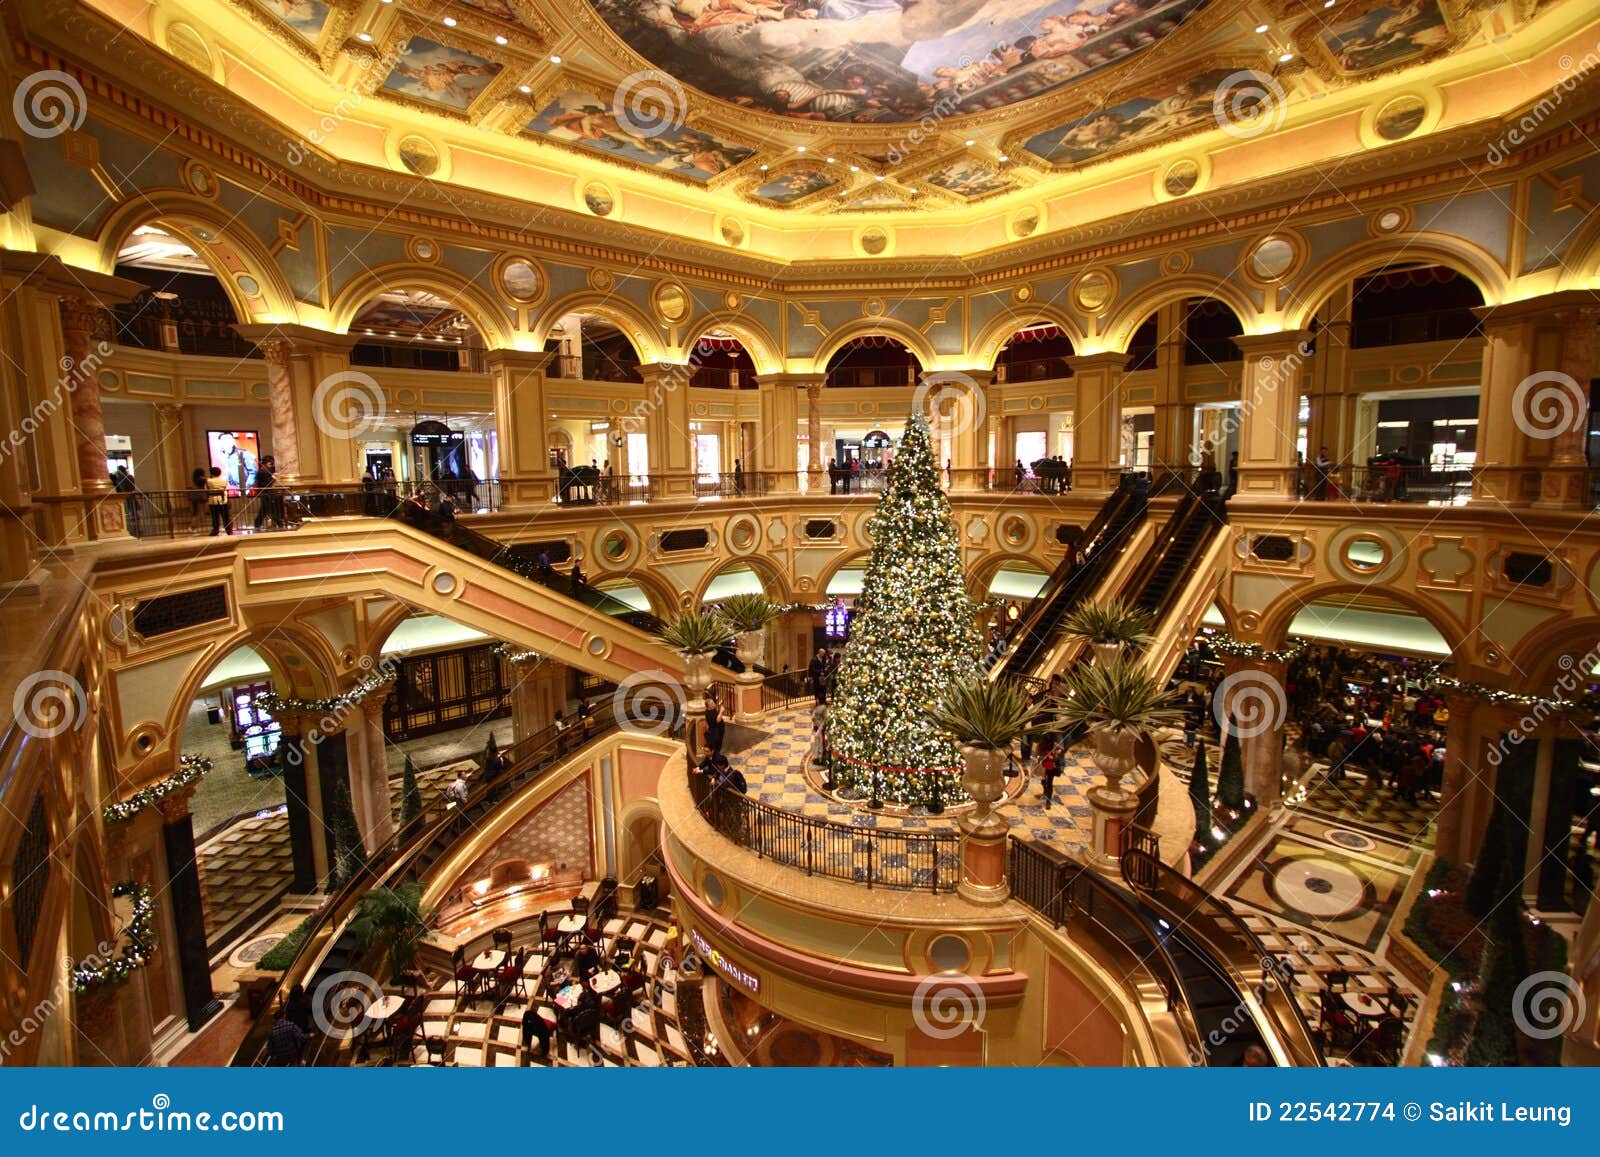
[1119,491,1227,620]
[390,501,750,673]
[992,478,1149,679]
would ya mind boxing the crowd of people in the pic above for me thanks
[826,457,887,494]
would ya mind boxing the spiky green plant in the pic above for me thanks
[349,882,436,984]
[718,592,780,634]
[1058,596,1156,649]
[1051,657,1183,736]
[655,609,733,655]
[399,755,423,833]
[923,675,1042,750]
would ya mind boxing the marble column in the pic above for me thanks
[1535,304,1599,510]
[751,375,800,492]
[58,297,112,496]
[156,788,221,1030]
[483,347,556,506]
[1063,352,1125,495]
[943,370,995,490]
[1150,301,1191,483]
[361,695,396,850]
[1232,331,1313,499]
[152,403,189,494]
[1433,692,1478,863]
[256,336,302,481]
[807,379,824,490]
[1219,655,1287,811]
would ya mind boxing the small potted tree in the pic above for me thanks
[349,881,436,985]
[923,675,1042,838]
[654,609,733,699]
[718,592,778,670]
[1059,597,1156,665]
[1052,658,1182,789]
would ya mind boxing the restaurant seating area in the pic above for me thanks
[342,900,701,1068]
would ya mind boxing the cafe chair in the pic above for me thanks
[422,1036,451,1066]
[1324,968,1350,993]
[538,911,561,953]
[572,896,590,917]
[492,928,514,954]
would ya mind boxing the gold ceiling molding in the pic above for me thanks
[21,1,1600,291]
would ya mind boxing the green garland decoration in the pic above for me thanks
[72,882,155,992]
[102,754,212,827]
[1419,662,1594,715]
[1206,632,1307,664]
[254,667,396,715]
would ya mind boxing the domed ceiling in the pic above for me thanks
[584,0,1212,123]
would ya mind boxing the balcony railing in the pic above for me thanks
[995,356,1072,383]
[114,480,502,539]
[689,765,959,892]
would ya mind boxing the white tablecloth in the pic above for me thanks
[471,950,505,972]
[590,970,622,995]
[557,915,586,934]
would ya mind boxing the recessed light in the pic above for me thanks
[1278,51,1294,62]
[443,16,457,26]
[796,145,807,152]
[964,138,975,147]
[356,31,373,41]
[495,35,508,45]
[518,85,532,93]
[998,153,1009,162]
[549,55,562,64]
[378,0,392,4]
[1324,0,1335,5]
[826,156,836,163]
[875,174,884,181]
[849,164,859,172]
[1255,22,1269,33]
[759,164,768,171]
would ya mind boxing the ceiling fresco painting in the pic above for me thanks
[1317,0,1452,75]
[381,37,504,110]
[254,0,331,43]
[526,91,756,179]
[586,0,1212,123]
[1022,66,1256,166]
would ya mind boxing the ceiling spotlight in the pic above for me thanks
[518,85,532,93]
[964,138,975,147]
[356,31,373,41]
[550,54,562,64]
[495,35,508,45]
[378,0,392,4]
[849,164,859,172]
[759,163,769,171]
[998,153,1009,162]
[443,16,457,26]
[796,145,807,152]
[1324,0,1335,5]
[1255,22,1269,33]
[1278,51,1294,62]
[875,174,885,181]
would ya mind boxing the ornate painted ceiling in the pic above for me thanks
[39,0,1600,260]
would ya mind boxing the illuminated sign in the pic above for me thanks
[690,928,760,995]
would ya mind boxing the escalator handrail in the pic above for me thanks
[1121,848,1326,1067]
[998,485,1148,677]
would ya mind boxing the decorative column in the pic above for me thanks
[1063,352,1125,495]
[941,369,995,491]
[957,746,1011,903]
[1305,284,1354,467]
[483,347,556,506]
[316,729,353,880]
[255,336,302,481]
[59,297,112,496]
[155,787,221,1030]
[277,719,321,893]
[639,362,696,497]
[1150,302,1191,485]
[807,378,824,491]
[361,695,396,851]
[1433,691,1478,863]
[152,404,189,493]
[1469,298,1564,506]
[751,375,801,492]
[1534,303,1599,510]
[1218,655,1288,812]
[1230,331,1312,500]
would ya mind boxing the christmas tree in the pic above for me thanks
[1189,738,1214,847]
[1218,718,1245,812]
[325,776,367,891]
[827,411,983,804]
[399,755,423,834]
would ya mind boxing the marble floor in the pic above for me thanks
[736,706,1100,852]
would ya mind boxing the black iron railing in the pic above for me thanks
[690,769,959,893]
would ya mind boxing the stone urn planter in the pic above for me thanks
[735,629,764,670]
[958,744,1010,839]
[1089,726,1137,790]
[681,650,714,699]
[1091,641,1123,666]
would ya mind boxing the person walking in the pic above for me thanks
[808,647,830,706]
[205,466,233,535]
[253,455,284,530]
[1038,739,1060,808]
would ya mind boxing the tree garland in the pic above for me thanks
[102,755,212,827]
[254,668,396,715]
[1419,664,1593,714]
[492,642,542,664]
[71,882,155,992]
[1206,632,1307,664]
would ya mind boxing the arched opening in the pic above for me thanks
[699,560,770,603]
[690,332,758,389]
[348,288,487,373]
[993,324,1076,479]
[111,224,261,360]
[617,801,664,893]
[994,323,1074,383]
[824,335,921,388]
[545,312,644,383]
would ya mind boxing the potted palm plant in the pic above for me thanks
[718,592,778,669]
[655,609,733,697]
[349,881,436,984]
[1059,597,1155,665]
[923,675,1042,838]
[1051,657,1182,788]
